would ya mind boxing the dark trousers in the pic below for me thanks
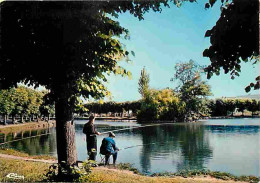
[87,136,97,161]
[105,151,118,165]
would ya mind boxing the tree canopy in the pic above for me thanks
[0,0,197,168]
[0,1,195,101]
[173,60,212,114]
[203,0,259,92]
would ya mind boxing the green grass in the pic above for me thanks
[115,163,141,175]
[109,163,260,183]
[0,121,55,134]
[152,169,259,183]
[0,160,259,183]
[0,148,56,160]
[0,157,49,182]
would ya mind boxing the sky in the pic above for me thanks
[104,0,260,102]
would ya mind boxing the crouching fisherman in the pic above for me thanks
[83,115,100,161]
[100,132,119,165]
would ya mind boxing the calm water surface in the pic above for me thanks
[0,118,259,176]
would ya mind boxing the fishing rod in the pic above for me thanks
[98,123,172,135]
[108,141,171,152]
[120,142,157,150]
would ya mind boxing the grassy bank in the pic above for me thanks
[90,167,253,183]
[0,121,55,134]
[0,157,49,182]
[0,148,56,160]
[0,155,258,183]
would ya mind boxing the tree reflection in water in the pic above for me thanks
[2,128,57,156]
[138,124,213,173]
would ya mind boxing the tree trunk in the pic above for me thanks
[13,132,17,139]
[55,86,77,167]
[12,115,15,124]
[4,115,7,125]
[20,114,24,123]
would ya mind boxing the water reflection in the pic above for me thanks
[138,124,213,173]
[0,119,259,176]
[206,125,259,134]
[1,128,57,156]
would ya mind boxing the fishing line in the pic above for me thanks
[98,123,172,135]
[121,142,158,150]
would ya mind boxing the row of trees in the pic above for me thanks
[208,98,260,116]
[2,86,258,124]
[83,101,141,116]
[82,97,260,119]
[0,86,55,125]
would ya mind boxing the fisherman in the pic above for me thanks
[100,132,119,165]
[83,115,100,161]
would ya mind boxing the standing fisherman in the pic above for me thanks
[83,115,100,161]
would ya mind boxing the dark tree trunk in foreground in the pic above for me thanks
[55,84,77,167]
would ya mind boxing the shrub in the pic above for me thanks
[44,161,93,182]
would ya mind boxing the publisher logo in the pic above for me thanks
[6,173,24,180]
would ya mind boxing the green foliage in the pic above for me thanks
[44,161,93,182]
[137,89,186,122]
[137,60,213,122]
[208,98,260,117]
[0,90,15,116]
[235,99,247,115]
[39,93,55,120]
[138,67,150,99]
[0,86,55,122]
[84,100,141,115]
[173,60,212,117]
[0,1,198,107]
[246,99,259,115]
[172,60,203,87]
[203,0,259,92]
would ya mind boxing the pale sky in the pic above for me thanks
[104,0,260,102]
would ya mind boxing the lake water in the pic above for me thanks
[0,118,259,177]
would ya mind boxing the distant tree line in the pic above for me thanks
[84,101,141,116]
[83,98,260,119]
[0,86,55,125]
[1,86,259,125]
[207,98,260,117]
